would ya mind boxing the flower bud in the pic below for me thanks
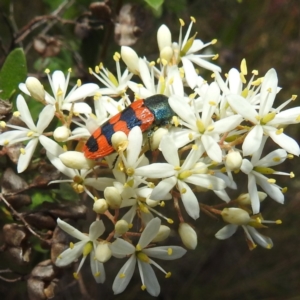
[225,150,242,171]
[95,242,112,263]
[160,46,173,63]
[221,208,250,225]
[157,24,172,51]
[237,192,267,206]
[115,219,129,235]
[93,198,108,214]
[25,77,45,102]
[59,151,95,169]
[178,223,197,250]
[111,131,128,152]
[151,128,168,150]
[53,125,71,142]
[121,46,139,74]
[151,225,170,242]
[104,186,122,209]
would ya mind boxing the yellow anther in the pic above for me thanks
[149,61,155,67]
[0,121,6,128]
[161,58,168,66]
[296,115,300,122]
[77,79,82,87]
[267,178,276,184]
[147,182,155,188]
[179,18,185,26]
[128,223,133,229]
[68,68,72,73]
[276,128,283,135]
[252,70,258,76]
[94,272,100,277]
[188,133,194,140]
[190,16,196,23]
[113,52,120,61]
[99,62,104,69]
[211,38,217,44]
[276,220,282,225]
[20,148,26,155]
[13,111,20,117]
[267,87,272,93]
[266,244,273,249]
[73,272,79,280]
[240,58,247,75]
[181,188,187,194]
[69,242,74,249]
[192,144,198,150]
[95,66,100,73]
[44,68,50,74]
[88,67,93,74]
[136,244,142,251]
[287,154,294,159]
[174,166,181,171]
[189,92,196,99]
[141,285,146,291]
[212,54,219,60]
[167,248,173,255]
[160,201,165,207]
[165,272,172,278]
[291,95,297,101]
[119,273,125,278]
[290,172,295,178]
[282,187,288,193]
[167,218,174,224]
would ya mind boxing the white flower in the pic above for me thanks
[19,69,98,114]
[227,68,300,156]
[110,217,187,296]
[215,208,276,250]
[55,218,106,283]
[89,52,133,96]
[134,135,227,220]
[0,94,54,172]
[240,136,289,214]
[169,91,242,163]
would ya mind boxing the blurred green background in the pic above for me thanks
[0,0,300,299]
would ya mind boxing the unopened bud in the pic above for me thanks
[95,242,112,263]
[237,192,267,206]
[225,150,242,171]
[104,186,122,209]
[25,77,45,102]
[93,198,108,214]
[111,131,128,152]
[151,225,170,242]
[160,46,173,63]
[157,24,172,51]
[178,223,197,250]
[59,151,95,169]
[221,208,250,225]
[152,128,168,150]
[115,219,129,235]
[53,125,71,142]
[121,46,139,74]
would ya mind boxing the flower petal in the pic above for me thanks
[89,220,105,240]
[143,246,187,260]
[16,95,36,130]
[17,138,38,173]
[242,125,263,156]
[215,224,238,239]
[57,218,88,241]
[178,181,199,220]
[138,218,161,249]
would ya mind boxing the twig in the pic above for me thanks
[0,269,22,283]
[0,193,51,244]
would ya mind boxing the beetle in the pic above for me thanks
[83,94,174,159]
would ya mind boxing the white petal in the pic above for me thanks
[182,57,198,89]
[150,177,177,200]
[259,68,278,116]
[202,82,220,126]
[89,220,105,240]
[215,224,238,239]
[257,149,287,167]
[55,240,86,266]
[242,125,263,156]
[110,238,135,257]
[0,130,27,145]
[138,218,161,249]
[246,226,273,249]
[269,130,300,156]
[137,260,160,297]
[213,115,243,134]
[269,107,300,125]
[112,255,136,295]
[228,68,242,94]
[240,159,253,174]
[201,134,222,162]
[16,95,36,130]
[84,177,114,191]
[160,135,179,166]
[185,174,226,190]
[143,246,186,260]
[51,71,66,95]
[227,94,258,124]
[127,126,142,166]
[19,82,30,95]
[65,83,99,102]
[36,105,55,133]
[138,59,153,92]
[181,144,202,170]
[248,173,260,214]
[134,163,176,178]
[40,135,63,157]
[62,102,92,114]
[17,138,38,173]
[57,218,89,241]
[178,181,199,220]
[90,252,105,283]
[188,55,221,72]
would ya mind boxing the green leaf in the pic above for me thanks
[0,48,27,100]
[144,0,164,10]
[29,191,55,209]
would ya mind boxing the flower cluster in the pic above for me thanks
[0,17,298,296]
